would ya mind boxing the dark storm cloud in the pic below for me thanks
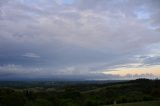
[0,0,160,79]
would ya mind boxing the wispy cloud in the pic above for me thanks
[22,52,40,58]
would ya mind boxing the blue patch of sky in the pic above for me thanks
[62,0,75,5]
[18,0,35,5]
[135,10,150,20]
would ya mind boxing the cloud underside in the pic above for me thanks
[0,0,160,79]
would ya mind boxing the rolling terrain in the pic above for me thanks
[0,79,160,106]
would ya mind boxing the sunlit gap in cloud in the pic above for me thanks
[103,65,160,79]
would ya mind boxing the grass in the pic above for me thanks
[104,101,160,106]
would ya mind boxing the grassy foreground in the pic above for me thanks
[105,101,160,106]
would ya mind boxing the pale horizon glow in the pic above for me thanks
[103,65,160,76]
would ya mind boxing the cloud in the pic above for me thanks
[22,52,40,58]
[0,0,160,79]
[0,64,158,80]
[0,64,41,77]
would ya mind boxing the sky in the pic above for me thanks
[0,0,160,80]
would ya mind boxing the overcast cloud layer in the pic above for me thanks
[0,0,160,80]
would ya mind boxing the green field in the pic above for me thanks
[105,101,160,106]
